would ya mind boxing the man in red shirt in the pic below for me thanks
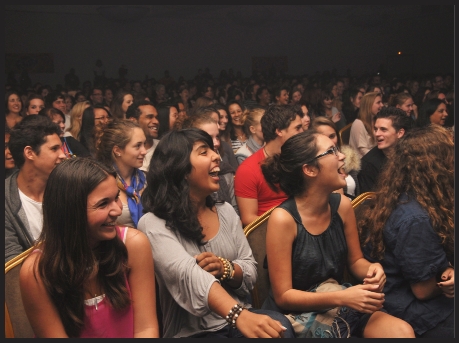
[235,104,304,226]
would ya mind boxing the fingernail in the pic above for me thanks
[281,326,287,330]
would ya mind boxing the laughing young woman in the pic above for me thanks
[260,130,415,338]
[138,128,294,338]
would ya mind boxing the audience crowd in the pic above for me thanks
[5,65,454,338]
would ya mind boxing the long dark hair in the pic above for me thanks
[36,158,130,337]
[142,128,216,244]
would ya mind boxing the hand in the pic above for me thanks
[363,263,386,293]
[437,267,454,298]
[341,284,385,313]
[235,310,287,338]
[194,252,224,278]
[331,112,341,123]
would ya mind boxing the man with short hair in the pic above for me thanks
[357,106,412,195]
[431,74,445,91]
[235,104,304,226]
[5,115,66,262]
[89,86,104,106]
[126,100,160,172]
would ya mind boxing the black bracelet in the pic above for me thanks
[225,303,246,328]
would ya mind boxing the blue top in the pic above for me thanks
[362,194,453,335]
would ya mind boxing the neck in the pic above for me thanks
[16,168,47,202]
[294,188,330,214]
[253,135,263,146]
[263,140,281,158]
[145,137,154,150]
[115,163,135,185]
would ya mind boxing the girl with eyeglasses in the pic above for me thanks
[259,130,415,338]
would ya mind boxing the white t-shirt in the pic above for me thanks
[140,139,160,172]
[18,189,43,240]
[345,174,356,196]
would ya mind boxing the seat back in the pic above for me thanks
[5,246,35,338]
[339,123,352,146]
[243,207,275,309]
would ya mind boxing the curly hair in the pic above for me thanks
[359,125,454,262]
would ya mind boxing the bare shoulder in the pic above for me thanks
[268,207,297,235]
[124,227,150,247]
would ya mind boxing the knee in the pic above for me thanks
[397,321,415,338]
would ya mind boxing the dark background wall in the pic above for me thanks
[5,5,455,87]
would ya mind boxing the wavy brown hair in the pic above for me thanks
[360,125,454,262]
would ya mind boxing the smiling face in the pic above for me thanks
[86,175,123,248]
[374,118,404,153]
[351,92,363,109]
[8,93,22,114]
[26,98,45,115]
[430,102,448,126]
[187,140,221,199]
[53,98,66,113]
[169,107,179,130]
[31,133,66,177]
[197,122,221,152]
[229,103,243,127]
[115,127,147,170]
[51,114,65,137]
[397,97,414,117]
[313,134,347,190]
[5,133,15,169]
[276,90,289,105]
[218,109,229,131]
[278,115,304,145]
[291,90,302,104]
[136,104,159,140]
[314,124,338,146]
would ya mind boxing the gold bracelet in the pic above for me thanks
[218,256,230,281]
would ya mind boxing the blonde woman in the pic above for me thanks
[64,100,90,139]
[349,92,384,158]
[234,107,265,165]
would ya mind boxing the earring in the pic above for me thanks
[117,154,121,157]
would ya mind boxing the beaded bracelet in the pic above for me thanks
[225,303,246,328]
[217,256,234,282]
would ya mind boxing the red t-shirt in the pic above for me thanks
[234,148,287,216]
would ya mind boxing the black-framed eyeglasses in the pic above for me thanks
[305,146,340,164]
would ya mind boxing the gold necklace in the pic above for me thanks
[263,146,269,157]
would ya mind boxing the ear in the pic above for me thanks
[249,125,257,134]
[113,146,122,157]
[275,128,283,138]
[396,128,405,139]
[23,146,36,161]
[302,163,318,178]
[128,117,137,123]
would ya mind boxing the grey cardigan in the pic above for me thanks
[5,170,36,262]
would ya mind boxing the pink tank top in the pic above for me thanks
[79,226,134,338]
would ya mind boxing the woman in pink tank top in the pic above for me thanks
[19,158,159,337]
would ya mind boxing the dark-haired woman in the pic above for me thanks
[138,128,294,338]
[260,130,414,338]
[20,158,159,337]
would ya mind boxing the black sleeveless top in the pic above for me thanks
[262,193,348,312]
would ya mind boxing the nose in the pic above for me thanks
[58,148,66,160]
[111,198,123,216]
[338,151,346,160]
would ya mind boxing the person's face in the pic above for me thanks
[8,94,22,114]
[104,89,113,103]
[291,91,302,104]
[278,115,304,144]
[64,97,73,112]
[177,103,187,119]
[52,98,66,113]
[229,104,243,127]
[218,109,229,131]
[397,98,414,117]
[351,91,364,109]
[437,93,447,102]
[259,89,271,104]
[371,96,384,115]
[322,97,333,110]
[198,122,220,152]
[336,82,344,96]
[94,108,110,131]
[252,84,260,99]
[41,89,49,98]
[116,128,147,170]
[430,103,448,126]
[86,175,123,249]
[433,76,444,89]
[76,94,86,102]
[204,87,214,99]
[121,94,134,113]
[5,133,15,170]
[374,118,404,152]
[249,116,264,143]
[180,89,189,101]
[136,105,159,140]
[331,85,338,98]
[301,106,311,131]
[314,124,338,146]
[91,89,104,105]
[411,81,419,95]
[169,107,179,130]
[276,90,289,105]
[26,98,45,115]
[51,114,65,137]
[133,83,142,93]
[187,140,221,199]
[32,134,66,175]
[313,134,346,189]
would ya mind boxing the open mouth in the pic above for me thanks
[102,221,116,227]
[338,165,345,175]
[209,167,220,177]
